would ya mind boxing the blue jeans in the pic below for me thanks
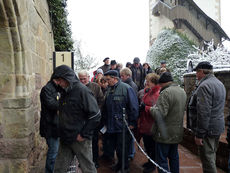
[228,152,230,173]
[155,142,179,173]
[45,137,59,173]
[128,139,135,159]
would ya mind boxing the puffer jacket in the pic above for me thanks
[53,65,101,144]
[150,83,187,144]
[40,80,60,138]
[188,74,226,138]
[104,80,139,133]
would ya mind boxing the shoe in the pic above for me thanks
[116,168,130,173]
[94,161,100,168]
[142,161,152,168]
[143,165,155,173]
[111,164,120,172]
[128,157,133,161]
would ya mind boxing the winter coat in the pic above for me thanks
[86,82,104,109]
[144,67,153,74]
[138,85,160,135]
[123,77,138,96]
[150,83,187,144]
[53,65,101,144]
[188,74,226,138]
[130,64,146,90]
[99,64,110,73]
[103,80,139,133]
[40,80,60,138]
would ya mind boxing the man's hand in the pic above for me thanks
[194,136,203,146]
[129,125,134,130]
[76,134,85,142]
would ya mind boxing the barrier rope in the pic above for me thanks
[123,118,171,173]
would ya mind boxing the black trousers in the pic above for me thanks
[142,134,156,163]
[104,131,132,169]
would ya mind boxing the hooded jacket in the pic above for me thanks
[53,65,101,144]
[40,80,60,138]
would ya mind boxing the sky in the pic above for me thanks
[67,0,230,68]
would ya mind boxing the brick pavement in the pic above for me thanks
[31,141,226,173]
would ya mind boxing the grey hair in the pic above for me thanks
[78,70,89,76]
[203,69,213,74]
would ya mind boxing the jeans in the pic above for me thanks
[128,139,135,159]
[155,142,179,173]
[228,152,230,173]
[45,137,59,173]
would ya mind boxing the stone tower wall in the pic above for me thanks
[149,0,221,45]
[0,0,54,172]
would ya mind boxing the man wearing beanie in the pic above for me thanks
[188,61,226,173]
[150,72,187,173]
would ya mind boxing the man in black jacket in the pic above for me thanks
[130,57,146,90]
[40,75,61,173]
[53,65,101,173]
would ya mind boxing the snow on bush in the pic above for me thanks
[188,40,230,70]
[146,29,196,84]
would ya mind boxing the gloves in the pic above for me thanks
[139,102,146,112]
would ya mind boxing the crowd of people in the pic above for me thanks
[39,57,227,173]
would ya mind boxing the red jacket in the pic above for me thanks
[138,85,160,135]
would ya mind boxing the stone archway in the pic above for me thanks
[0,0,54,172]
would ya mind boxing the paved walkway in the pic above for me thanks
[97,142,225,173]
[31,140,226,173]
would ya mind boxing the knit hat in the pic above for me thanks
[194,61,213,71]
[96,68,103,74]
[104,70,118,77]
[158,72,173,83]
[160,60,166,64]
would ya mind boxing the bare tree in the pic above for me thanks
[74,40,98,72]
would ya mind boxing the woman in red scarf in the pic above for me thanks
[138,73,160,173]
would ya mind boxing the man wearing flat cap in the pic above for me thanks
[99,57,110,73]
[150,72,187,173]
[188,61,226,173]
[102,70,139,172]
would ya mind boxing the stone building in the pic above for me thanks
[0,0,54,172]
[149,0,229,46]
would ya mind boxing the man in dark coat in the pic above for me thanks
[120,67,138,161]
[53,65,101,173]
[188,61,226,173]
[130,57,146,90]
[103,70,139,172]
[78,70,104,168]
[99,57,110,73]
[40,74,61,173]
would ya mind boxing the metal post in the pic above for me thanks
[122,108,126,173]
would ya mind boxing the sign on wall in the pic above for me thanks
[53,52,74,70]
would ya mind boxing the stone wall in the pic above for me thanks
[0,0,54,172]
